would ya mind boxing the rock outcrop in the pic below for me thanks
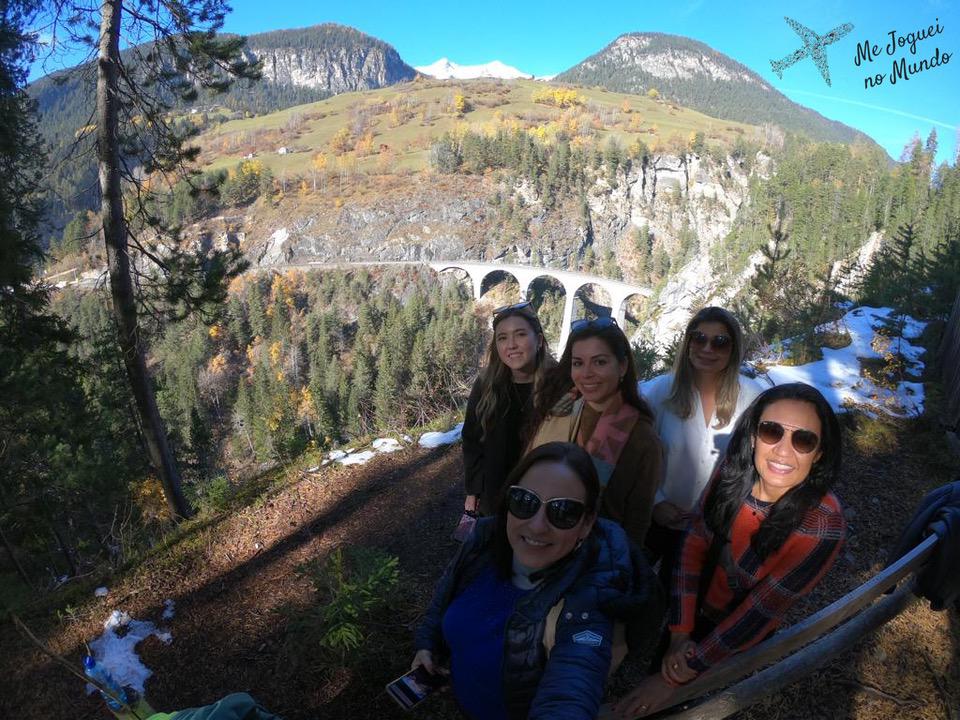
[246,24,416,94]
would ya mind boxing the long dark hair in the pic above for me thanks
[532,319,654,432]
[490,441,600,577]
[476,305,554,441]
[703,383,842,560]
[667,306,746,428]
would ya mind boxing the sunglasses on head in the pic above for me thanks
[757,420,820,454]
[507,486,587,530]
[690,330,732,351]
[493,300,534,320]
[570,316,618,332]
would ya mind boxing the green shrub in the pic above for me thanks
[201,475,232,513]
[631,338,661,381]
[282,546,400,666]
[850,414,899,455]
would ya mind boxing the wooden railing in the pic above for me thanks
[600,534,940,719]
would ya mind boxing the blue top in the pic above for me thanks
[442,562,530,720]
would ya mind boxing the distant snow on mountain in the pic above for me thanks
[415,57,533,80]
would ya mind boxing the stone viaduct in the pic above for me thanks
[425,261,652,351]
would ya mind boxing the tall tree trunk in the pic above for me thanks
[49,519,78,577]
[97,0,191,520]
[0,521,34,591]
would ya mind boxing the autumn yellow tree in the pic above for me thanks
[532,87,585,109]
[330,127,353,155]
[312,152,328,192]
[354,130,375,156]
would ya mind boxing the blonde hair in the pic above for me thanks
[666,306,746,428]
[476,307,554,440]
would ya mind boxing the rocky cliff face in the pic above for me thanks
[250,44,416,94]
[234,151,766,314]
[245,24,416,95]
[584,151,771,345]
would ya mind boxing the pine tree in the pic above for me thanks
[41,0,259,519]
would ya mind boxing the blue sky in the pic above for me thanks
[34,0,960,164]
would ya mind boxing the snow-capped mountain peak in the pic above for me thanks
[415,57,533,80]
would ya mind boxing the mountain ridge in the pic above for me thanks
[556,32,878,149]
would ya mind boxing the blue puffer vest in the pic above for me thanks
[414,518,662,720]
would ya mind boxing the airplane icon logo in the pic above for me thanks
[770,17,855,86]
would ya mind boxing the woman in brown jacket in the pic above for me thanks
[527,317,663,546]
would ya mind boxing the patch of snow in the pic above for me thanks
[371,438,402,453]
[337,450,376,466]
[416,57,533,80]
[323,436,409,467]
[87,610,170,697]
[419,423,464,448]
[104,610,132,629]
[758,306,926,417]
[161,599,175,621]
[94,587,109,598]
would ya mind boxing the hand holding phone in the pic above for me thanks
[451,510,477,542]
[385,664,448,710]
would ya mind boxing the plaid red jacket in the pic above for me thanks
[669,491,845,671]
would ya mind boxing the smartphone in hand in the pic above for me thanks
[451,511,477,542]
[385,666,448,710]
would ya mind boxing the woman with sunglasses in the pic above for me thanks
[413,442,659,720]
[527,316,662,547]
[462,301,554,516]
[642,307,764,584]
[613,383,845,718]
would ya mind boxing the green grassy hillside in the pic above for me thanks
[194,77,760,178]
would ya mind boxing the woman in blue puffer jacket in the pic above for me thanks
[412,441,662,720]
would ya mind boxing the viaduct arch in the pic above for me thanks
[427,261,652,350]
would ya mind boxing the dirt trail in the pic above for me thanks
[1,425,957,720]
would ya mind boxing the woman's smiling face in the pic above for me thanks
[687,320,733,377]
[495,315,541,379]
[571,336,626,411]
[753,399,823,502]
[506,460,595,570]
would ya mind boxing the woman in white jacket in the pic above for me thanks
[642,307,764,584]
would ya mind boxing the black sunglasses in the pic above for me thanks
[691,330,732,351]
[571,316,618,332]
[507,486,587,530]
[757,420,820,454]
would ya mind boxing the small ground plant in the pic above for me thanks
[281,546,400,669]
